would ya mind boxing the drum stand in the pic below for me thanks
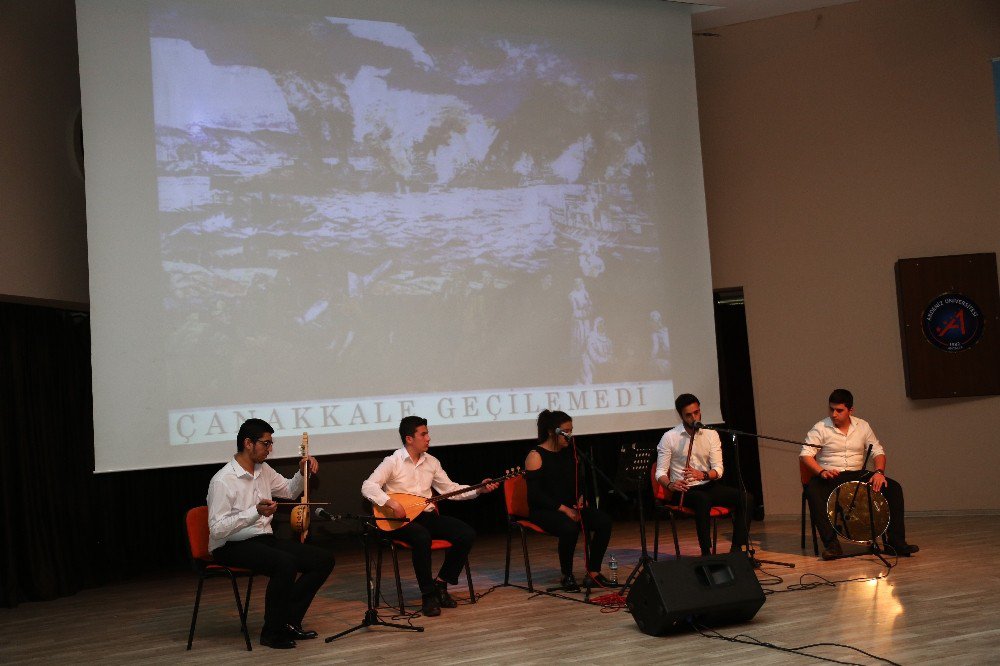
[324,515,422,643]
[835,479,892,570]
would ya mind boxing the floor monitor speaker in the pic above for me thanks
[626,552,765,635]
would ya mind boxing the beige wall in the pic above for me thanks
[0,1,89,306]
[695,0,1000,514]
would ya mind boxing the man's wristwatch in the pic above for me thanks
[703,470,711,481]
[873,470,885,476]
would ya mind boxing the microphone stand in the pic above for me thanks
[699,423,813,570]
[565,438,628,601]
[322,514,422,643]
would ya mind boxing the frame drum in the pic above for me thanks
[826,480,890,544]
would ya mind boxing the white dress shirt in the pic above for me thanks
[206,458,303,553]
[655,424,723,486]
[800,415,885,471]
[361,447,478,510]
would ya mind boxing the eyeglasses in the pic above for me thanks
[255,438,274,448]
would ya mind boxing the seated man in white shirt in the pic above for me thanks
[801,389,918,560]
[207,419,334,649]
[655,393,753,557]
[361,415,498,618]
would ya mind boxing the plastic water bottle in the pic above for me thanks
[609,554,618,585]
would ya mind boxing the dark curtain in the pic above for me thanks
[713,290,764,519]
[0,302,217,607]
[2,302,95,606]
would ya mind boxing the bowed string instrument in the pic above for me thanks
[289,432,312,543]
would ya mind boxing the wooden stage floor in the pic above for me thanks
[2,515,998,664]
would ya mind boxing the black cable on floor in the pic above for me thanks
[764,570,890,595]
[691,620,902,666]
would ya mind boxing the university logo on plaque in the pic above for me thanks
[922,293,984,352]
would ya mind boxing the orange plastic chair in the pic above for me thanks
[184,506,255,651]
[373,509,475,613]
[649,465,731,559]
[502,475,557,592]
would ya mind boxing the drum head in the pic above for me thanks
[826,480,890,544]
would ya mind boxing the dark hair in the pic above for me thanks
[536,409,572,442]
[828,388,854,409]
[236,418,273,452]
[674,393,700,414]
[399,415,429,444]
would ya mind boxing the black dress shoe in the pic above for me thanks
[888,543,919,557]
[285,624,318,640]
[587,572,616,587]
[560,573,580,592]
[821,541,843,561]
[260,633,296,649]
[435,580,458,608]
[421,592,441,617]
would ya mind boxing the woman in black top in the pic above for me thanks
[525,410,614,591]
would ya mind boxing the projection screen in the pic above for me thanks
[77,0,721,472]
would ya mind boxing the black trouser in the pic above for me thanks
[528,507,613,575]
[388,510,475,596]
[805,470,907,548]
[212,534,335,639]
[683,481,753,555]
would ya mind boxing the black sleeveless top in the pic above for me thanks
[526,445,580,511]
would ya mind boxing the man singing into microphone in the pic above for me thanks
[801,389,918,560]
[655,394,753,556]
[207,418,335,649]
[361,416,499,618]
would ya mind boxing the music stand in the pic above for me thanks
[616,442,657,598]
[324,514,423,643]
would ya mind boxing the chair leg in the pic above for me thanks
[187,577,206,650]
[391,543,405,614]
[711,517,718,555]
[653,512,660,561]
[464,559,476,604]
[801,491,808,550]
[803,490,820,555]
[374,541,384,605]
[242,576,253,626]
[810,507,820,556]
[519,527,534,593]
[669,511,681,559]
[228,574,252,651]
[503,527,513,586]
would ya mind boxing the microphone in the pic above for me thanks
[555,427,573,440]
[314,507,339,521]
[693,421,713,430]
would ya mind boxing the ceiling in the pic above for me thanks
[681,0,858,31]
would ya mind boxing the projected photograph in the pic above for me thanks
[151,4,674,441]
